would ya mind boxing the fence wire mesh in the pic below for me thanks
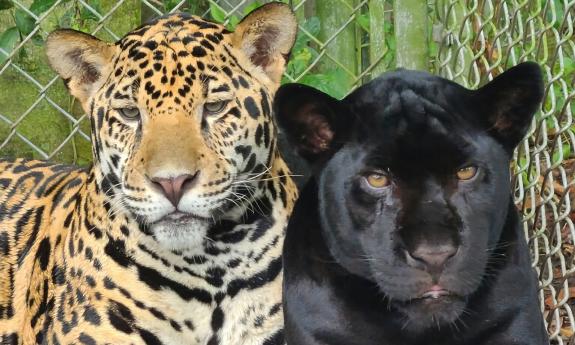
[433,1,575,343]
[0,0,573,343]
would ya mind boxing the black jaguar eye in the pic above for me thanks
[204,100,229,115]
[457,166,478,180]
[364,172,391,189]
[118,107,140,120]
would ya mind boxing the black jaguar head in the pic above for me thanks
[275,63,543,331]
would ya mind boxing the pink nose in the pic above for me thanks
[407,244,458,272]
[150,172,199,206]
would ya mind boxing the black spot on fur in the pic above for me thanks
[192,46,207,57]
[211,306,224,331]
[108,300,134,334]
[52,265,65,285]
[244,97,260,119]
[36,237,51,271]
[83,305,101,325]
[104,237,131,267]
[79,333,96,345]
[137,327,163,345]
[227,257,282,297]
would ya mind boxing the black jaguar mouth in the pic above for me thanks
[417,285,452,300]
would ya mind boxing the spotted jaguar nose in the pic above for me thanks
[151,172,200,206]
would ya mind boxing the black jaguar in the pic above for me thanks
[275,62,549,345]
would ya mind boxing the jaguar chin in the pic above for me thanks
[150,212,214,250]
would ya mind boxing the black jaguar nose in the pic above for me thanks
[406,244,458,273]
[150,172,200,207]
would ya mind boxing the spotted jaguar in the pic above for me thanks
[0,3,297,344]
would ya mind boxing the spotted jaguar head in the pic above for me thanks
[46,3,297,249]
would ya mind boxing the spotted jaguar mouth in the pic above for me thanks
[159,211,212,224]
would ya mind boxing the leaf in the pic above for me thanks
[384,21,393,34]
[30,0,57,15]
[287,47,312,77]
[564,57,575,76]
[303,16,320,37]
[292,17,320,54]
[299,69,349,99]
[15,9,36,36]
[356,14,370,32]
[31,33,43,46]
[209,2,226,23]
[162,0,180,12]
[228,15,239,30]
[0,26,20,64]
[79,0,101,22]
[242,1,261,15]
[0,0,13,10]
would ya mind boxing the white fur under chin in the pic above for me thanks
[150,219,210,251]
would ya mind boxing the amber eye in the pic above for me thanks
[365,173,390,189]
[204,100,229,114]
[118,107,140,120]
[456,166,478,180]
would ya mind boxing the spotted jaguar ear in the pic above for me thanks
[232,2,297,83]
[474,62,544,150]
[274,84,351,163]
[46,29,117,109]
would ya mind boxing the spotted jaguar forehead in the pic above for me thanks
[110,14,269,116]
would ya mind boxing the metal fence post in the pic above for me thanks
[393,0,428,71]
[368,0,387,77]
[316,0,358,92]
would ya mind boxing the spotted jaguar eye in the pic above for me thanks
[365,172,390,189]
[118,107,140,120]
[204,100,229,115]
[456,166,478,180]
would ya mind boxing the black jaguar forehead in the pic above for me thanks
[346,70,480,177]
[346,69,471,122]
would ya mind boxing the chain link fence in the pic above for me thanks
[432,1,574,343]
[0,0,573,343]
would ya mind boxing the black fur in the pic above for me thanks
[275,62,549,345]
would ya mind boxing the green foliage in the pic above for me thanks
[209,2,226,23]
[0,0,12,10]
[207,2,352,99]
[14,9,34,36]
[0,0,66,65]
[30,0,58,14]
[163,0,182,12]
[283,16,349,99]
[211,2,345,99]
[356,13,370,32]
[78,0,102,23]
[0,26,18,63]
[286,16,320,77]
[207,1,263,30]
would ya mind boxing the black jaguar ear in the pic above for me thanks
[274,83,351,163]
[474,62,544,149]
